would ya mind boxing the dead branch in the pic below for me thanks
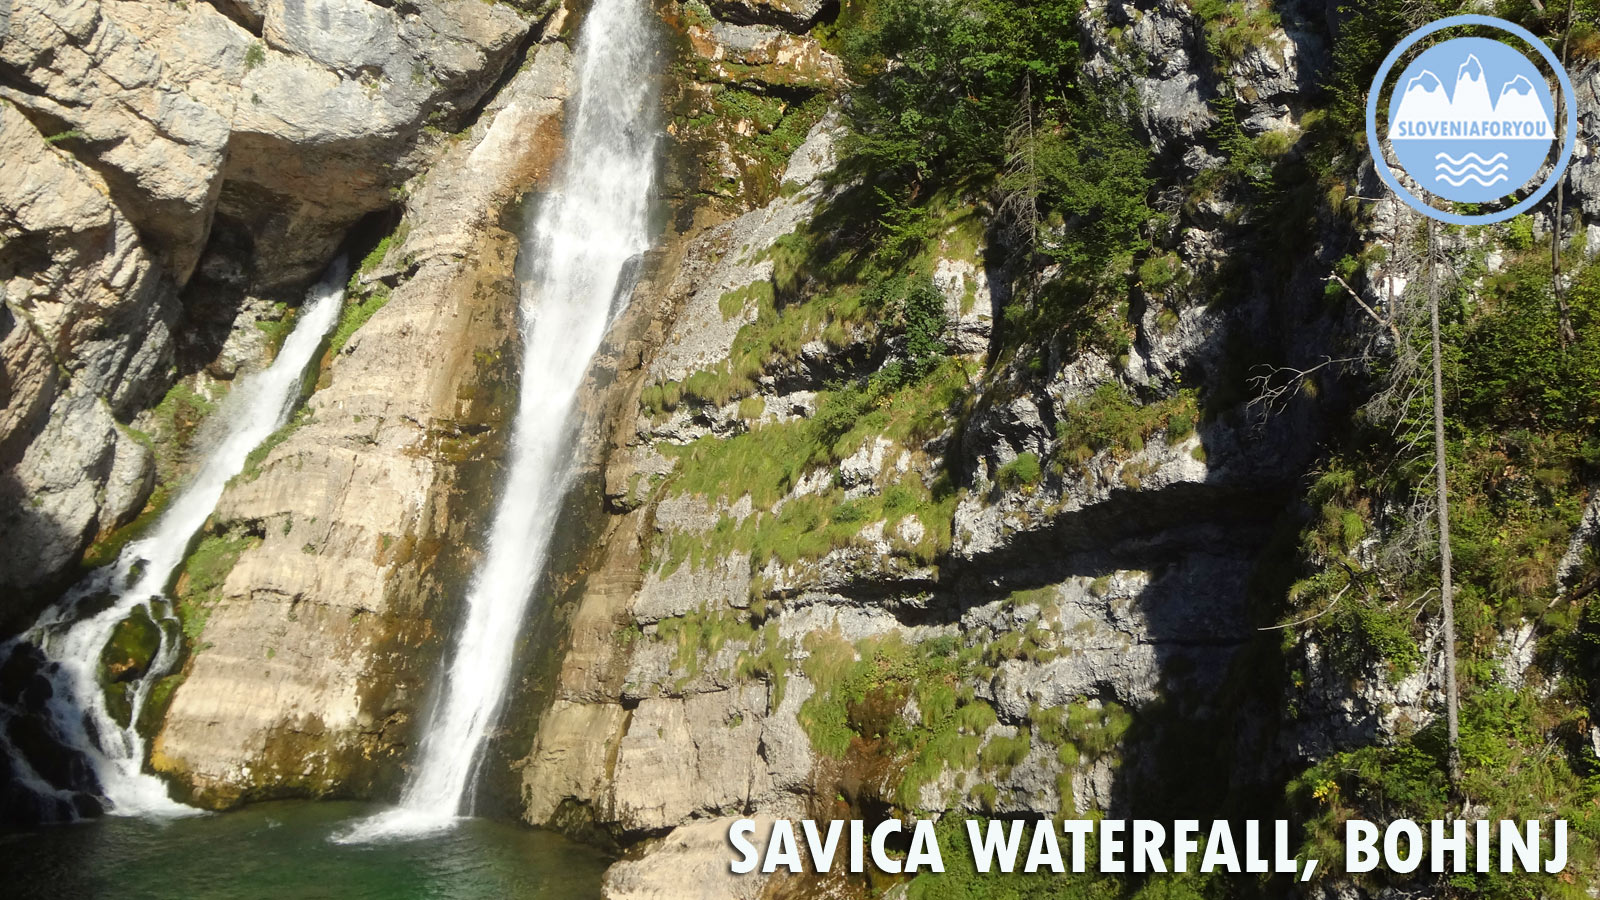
[1260,583,1353,631]
[1328,273,1404,345]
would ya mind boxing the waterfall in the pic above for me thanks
[0,263,348,820]
[339,0,659,842]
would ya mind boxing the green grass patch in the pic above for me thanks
[173,532,261,643]
[1051,384,1198,470]
[252,302,296,354]
[651,607,792,705]
[995,452,1042,490]
[327,284,391,357]
[799,631,998,808]
[653,360,971,574]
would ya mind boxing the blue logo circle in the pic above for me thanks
[1366,15,1576,225]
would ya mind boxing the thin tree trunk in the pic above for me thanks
[1428,218,1463,785]
[1554,0,1577,346]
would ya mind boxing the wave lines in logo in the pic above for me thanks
[1435,152,1508,166]
[1434,151,1508,187]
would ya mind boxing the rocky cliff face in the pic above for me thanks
[520,0,1311,859]
[509,1,1600,895]
[0,98,173,617]
[0,0,544,625]
[4,0,1599,896]
[150,25,575,806]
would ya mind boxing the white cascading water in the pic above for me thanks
[338,0,659,843]
[0,262,348,818]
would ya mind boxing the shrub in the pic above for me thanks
[327,284,391,357]
[995,452,1042,490]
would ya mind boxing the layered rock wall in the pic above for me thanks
[151,35,575,806]
[0,0,542,624]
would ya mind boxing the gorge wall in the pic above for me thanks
[4,0,1600,897]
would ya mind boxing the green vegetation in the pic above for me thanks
[674,83,831,204]
[1191,0,1283,67]
[995,452,1042,490]
[717,281,773,321]
[1455,259,1600,433]
[1137,252,1187,294]
[357,221,409,277]
[1291,686,1598,896]
[244,41,266,71]
[235,398,313,487]
[653,358,971,574]
[98,605,163,728]
[832,0,1083,193]
[1052,385,1199,469]
[328,284,391,357]
[643,212,963,415]
[80,481,171,570]
[174,532,261,643]
[799,632,997,807]
[649,606,792,708]
[144,381,218,477]
[44,129,85,145]
[1035,700,1131,763]
[323,220,410,360]
[252,302,297,354]
[796,627,1139,816]
[647,5,1600,895]
[1273,252,1600,892]
[828,0,1158,357]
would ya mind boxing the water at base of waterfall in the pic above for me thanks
[0,801,610,900]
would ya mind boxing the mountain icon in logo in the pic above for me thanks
[1383,36,1558,203]
[1387,53,1552,142]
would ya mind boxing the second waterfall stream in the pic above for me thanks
[0,262,349,820]
[341,0,659,840]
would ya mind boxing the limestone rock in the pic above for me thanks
[0,390,152,608]
[520,699,628,825]
[150,41,573,806]
[0,0,533,286]
[1082,0,1214,158]
[0,99,171,618]
[602,817,784,900]
[610,684,795,831]
[647,116,843,385]
[685,11,843,90]
[705,0,832,33]
[1557,488,1599,587]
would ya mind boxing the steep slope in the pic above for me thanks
[507,2,1600,896]
[151,33,575,807]
[0,0,540,623]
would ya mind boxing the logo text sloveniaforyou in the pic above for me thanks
[1366,15,1576,226]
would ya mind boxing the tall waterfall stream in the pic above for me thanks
[340,0,659,841]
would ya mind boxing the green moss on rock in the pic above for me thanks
[98,605,163,729]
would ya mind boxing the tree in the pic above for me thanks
[1425,218,1462,784]
[1553,0,1578,347]
[1253,214,1463,785]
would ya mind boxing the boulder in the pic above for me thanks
[705,0,833,33]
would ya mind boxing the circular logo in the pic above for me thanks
[1366,15,1576,225]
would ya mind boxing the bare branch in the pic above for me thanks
[1260,583,1353,631]
[1247,356,1365,424]
[1328,274,1404,345]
